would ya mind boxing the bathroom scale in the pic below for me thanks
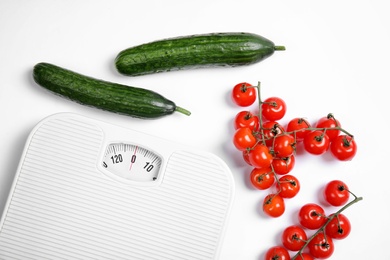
[0,113,235,259]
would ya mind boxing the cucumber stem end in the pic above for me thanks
[175,106,191,116]
[274,46,286,51]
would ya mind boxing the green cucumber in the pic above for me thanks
[115,32,285,76]
[33,62,190,119]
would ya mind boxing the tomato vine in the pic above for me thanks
[231,81,362,259]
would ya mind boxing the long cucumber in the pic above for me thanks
[33,62,190,119]
[115,32,285,76]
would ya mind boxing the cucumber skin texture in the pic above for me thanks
[33,62,177,119]
[115,32,282,76]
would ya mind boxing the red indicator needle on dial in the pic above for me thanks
[129,146,138,171]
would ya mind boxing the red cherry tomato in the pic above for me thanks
[248,144,273,169]
[233,127,257,151]
[323,180,350,206]
[330,135,357,161]
[234,111,259,131]
[294,253,314,260]
[250,167,275,190]
[298,203,327,230]
[315,114,340,141]
[272,155,295,175]
[325,213,351,240]
[262,97,287,121]
[273,134,295,157]
[265,246,290,260]
[282,225,307,251]
[242,151,252,166]
[231,82,256,107]
[277,175,300,198]
[261,121,285,147]
[263,194,285,218]
[303,130,330,155]
[308,232,334,259]
[286,117,311,141]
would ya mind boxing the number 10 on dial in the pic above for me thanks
[102,143,162,183]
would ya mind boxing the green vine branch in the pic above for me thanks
[291,193,363,260]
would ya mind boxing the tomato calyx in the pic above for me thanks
[314,236,331,250]
[262,100,278,107]
[298,118,308,124]
[264,192,281,206]
[310,210,326,218]
[280,178,298,189]
[314,132,326,142]
[257,172,271,182]
[335,224,345,235]
[341,135,354,146]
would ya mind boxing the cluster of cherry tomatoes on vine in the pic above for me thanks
[231,81,358,217]
[265,180,362,260]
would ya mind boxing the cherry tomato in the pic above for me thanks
[231,82,256,107]
[277,175,300,198]
[272,155,295,175]
[242,151,252,166]
[303,130,330,155]
[308,232,334,259]
[250,167,275,190]
[325,213,351,240]
[261,121,285,147]
[330,135,357,161]
[294,253,314,260]
[234,111,259,131]
[273,134,295,157]
[286,117,311,141]
[265,246,290,260]
[248,144,273,169]
[262,97,287,121]
[282,225,307,251]
[263,194,285,218]
[323,180,350,206]
[233,127,257,151]
[298,203,327,230]
[315,114,340,141]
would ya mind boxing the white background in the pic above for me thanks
[1,0,389,259]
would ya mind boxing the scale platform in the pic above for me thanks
[0,113,235,259]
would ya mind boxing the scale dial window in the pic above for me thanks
[102,143,162,183]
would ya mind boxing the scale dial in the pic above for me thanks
[102,143,162,183]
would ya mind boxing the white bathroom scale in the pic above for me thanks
[0,113,235,260]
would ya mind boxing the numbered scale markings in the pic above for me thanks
[102,143,162,182]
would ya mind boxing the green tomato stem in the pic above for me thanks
[255,81,267,146]
[291,195,363,260]
[280,126,353,139]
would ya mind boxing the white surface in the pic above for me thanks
[0,0,389,259]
